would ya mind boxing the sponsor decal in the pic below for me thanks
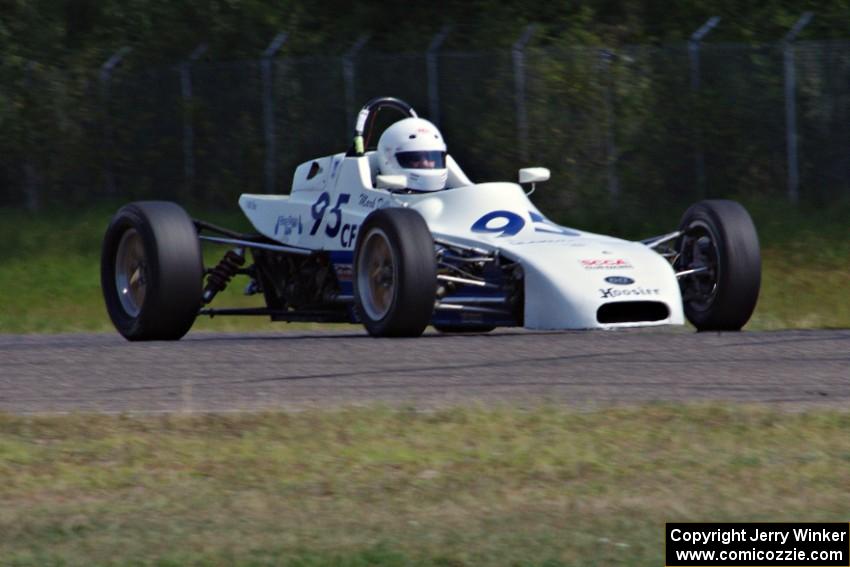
[581,258,633,270]
[599,287,660,299]
[605,276,634,285]
[334,264,353,282]
[274,215,303,237]
[358,193,386,210]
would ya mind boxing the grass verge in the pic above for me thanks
[0,199,847,333]
[1,405,849,566]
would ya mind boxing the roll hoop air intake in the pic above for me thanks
[348,96,418,156]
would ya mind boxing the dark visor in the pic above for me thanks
[396,151,446,169]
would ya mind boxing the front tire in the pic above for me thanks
[354,208,436,337]
[101,201,203,341]
[676,199,761,331]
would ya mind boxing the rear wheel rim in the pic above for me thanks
[115,228,147,317]
[357,228,396,321]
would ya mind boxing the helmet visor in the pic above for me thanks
[396,151,446,169]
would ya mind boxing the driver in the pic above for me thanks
[376,117,448,191]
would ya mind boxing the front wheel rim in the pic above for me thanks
[357,228,396,321]
[115,228,147,317]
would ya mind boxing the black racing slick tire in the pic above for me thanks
[353,208,437,337]
[676,199,761,331]
[101,201,203,341]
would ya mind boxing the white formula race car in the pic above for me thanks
[101,97,761,340]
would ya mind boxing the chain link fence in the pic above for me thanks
[2,40,849,213]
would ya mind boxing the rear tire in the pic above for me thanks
[101,201,203,341]
[676,200,760,331]
[354,208,436,337]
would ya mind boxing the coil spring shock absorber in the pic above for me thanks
[203,249,245,303]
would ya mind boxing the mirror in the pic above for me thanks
[519,167,550,184]
[376,174,408,190]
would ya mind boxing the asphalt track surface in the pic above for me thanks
[0,328,848,413]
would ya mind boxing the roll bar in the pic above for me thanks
[347,96,418,156]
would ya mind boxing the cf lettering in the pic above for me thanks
[341,223,359,248]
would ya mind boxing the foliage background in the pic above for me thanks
[3,1,850,215]
[5,0,850,65]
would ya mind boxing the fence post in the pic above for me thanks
[262,32,288,194]
[343,35,370,133]
[783,12,813,204]
[688,16,720,197]
[23,60,39,211]
[513,25,537,163]
[99,46,131,197]
[180,43,207,198]
[599,50,620,203]
[426,25,451,125]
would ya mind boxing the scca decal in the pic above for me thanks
[581,259,633,270]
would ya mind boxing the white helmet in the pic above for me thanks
[377,117,447,192]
